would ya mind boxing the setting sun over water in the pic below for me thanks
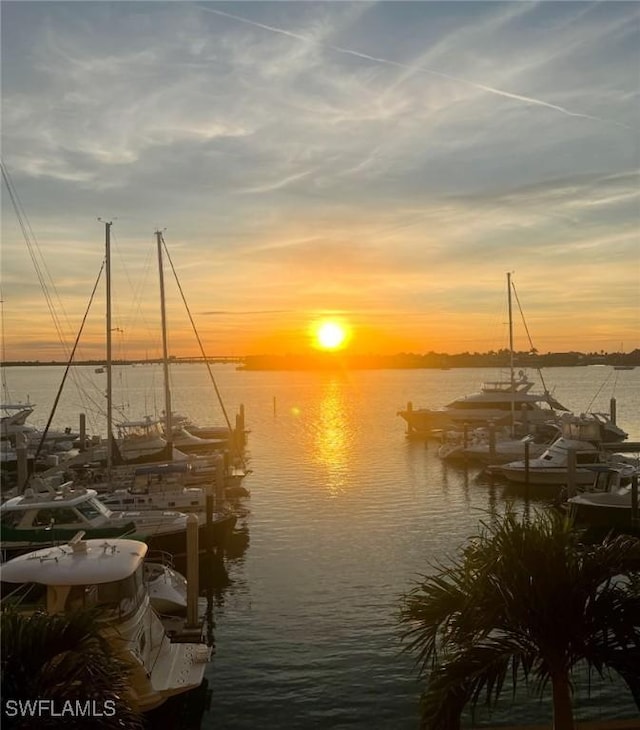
[312,320,350,351]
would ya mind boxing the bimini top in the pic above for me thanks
[0,537,147,586]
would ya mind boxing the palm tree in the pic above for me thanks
[1,608,142,729]
[399,507,640,730]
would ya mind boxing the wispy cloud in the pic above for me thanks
[1,1,638,357]
[198,4,633,129]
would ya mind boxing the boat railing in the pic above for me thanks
[145,549,176,570]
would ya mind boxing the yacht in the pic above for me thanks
[400,275,572,439]
[0,536,210,712]
[400,370,569,438]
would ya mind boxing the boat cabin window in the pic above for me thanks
[450,401,534,412]
[33,508,78,527]
[75,498,111,521]
[64,565,145,619]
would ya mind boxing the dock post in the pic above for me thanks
[631,474,639,528]
[567,448,577,498]
[186,513,200,629]
[488,423,496,458]
[405,402,413,436]
[610,397,617,425]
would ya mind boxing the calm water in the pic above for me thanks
[4,364,640,728]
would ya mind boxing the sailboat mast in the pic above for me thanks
[507,271,515,435]
[105,220,113,474]
[156,230,173,452]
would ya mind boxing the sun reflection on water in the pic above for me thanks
[310,379,352,497]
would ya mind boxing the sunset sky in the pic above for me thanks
[1,1,638,361]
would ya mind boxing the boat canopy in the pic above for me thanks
[0,538,147,585]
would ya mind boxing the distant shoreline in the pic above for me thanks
[2,350,638,371]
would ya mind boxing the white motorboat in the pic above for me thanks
[113,417,181,463]
[438,424,560,465]
[486,437,632,487]
[1,403,79,459]
[0,536,210,712]
[144,552,188,615]
[1,404,37,441]
[566,467,640,529]
[439,409,628,466]
[167,427,227,455]
[0,477,229,559]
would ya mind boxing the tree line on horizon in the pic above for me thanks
[2,348,639,369]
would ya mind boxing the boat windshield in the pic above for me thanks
[75,498,112,520]
[63,565,145,620]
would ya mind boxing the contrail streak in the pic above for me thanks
[197,5,630,130]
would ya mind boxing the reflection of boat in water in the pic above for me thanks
[0,536,211,713]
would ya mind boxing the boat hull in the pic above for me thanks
[494,466,597,486]
[145,514,237,556]
[0,514,237,561]
[569,502,634,528]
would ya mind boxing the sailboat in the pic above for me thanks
[398,274,569,438]
[96,227,239,534]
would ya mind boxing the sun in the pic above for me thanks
[315,320,348,350]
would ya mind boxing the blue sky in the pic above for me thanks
[1,1,639,359]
